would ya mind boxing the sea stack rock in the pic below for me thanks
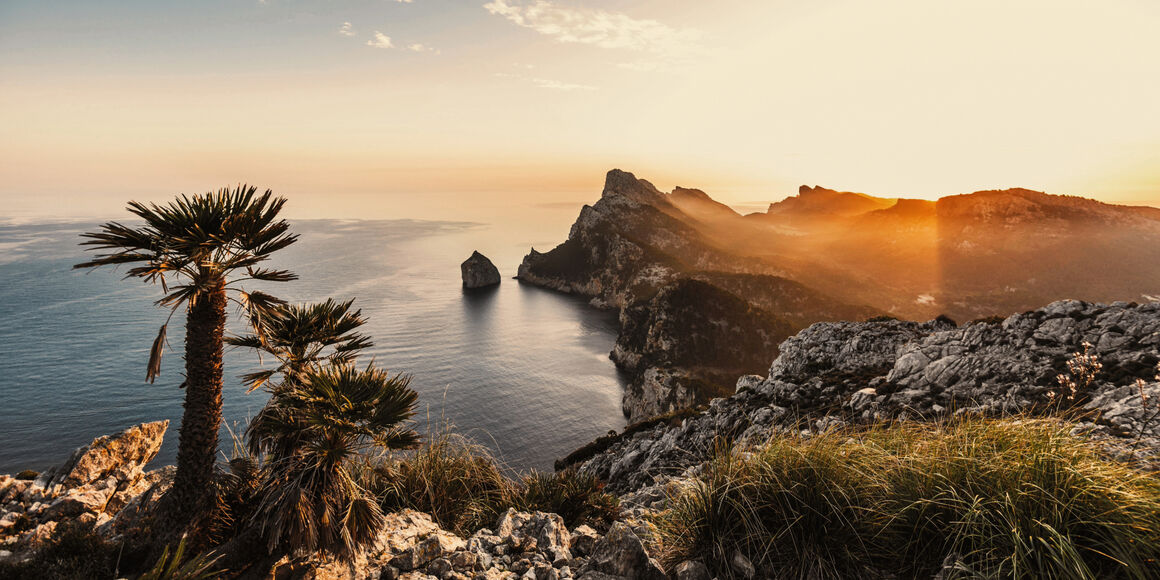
[461,251,501,289]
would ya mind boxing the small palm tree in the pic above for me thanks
[227,298,373,462]
[75,186,298,534]
[226,298,372,396]
[251,363,419,559]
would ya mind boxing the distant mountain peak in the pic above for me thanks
[766,185,895,218]
[602,169,665,205]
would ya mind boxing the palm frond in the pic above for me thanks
[146,324,167,384]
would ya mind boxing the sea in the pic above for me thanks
[0,210,629,474]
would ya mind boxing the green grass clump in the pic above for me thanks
[518,469,620,531]
[656,417,1160,580]
[375,430,621,534]
[376,431,516,534]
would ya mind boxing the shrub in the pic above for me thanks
[656,417,1160,580]
[376,431,516,535]
[377,430,622,534]
[0,522,120,580]
[657,434,887,579]
[518,469,620,531]
[14,470,38,481]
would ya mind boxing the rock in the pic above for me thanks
[494,510,571,562]
[730,551,755,580]
[394,533,464,572]
[461,251,501,289]
[427,557,454,578]
[568,525,600,558]
[35,420,168,490]
[41,486,113,520]
[568,300,1160,493]
[583,522,664,580]
[449,550,479,572]
[672,561,709,580]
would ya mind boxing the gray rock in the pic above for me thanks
[570,300,1160,493]
[730,551,754,580]
[568,525,600,558]
[462,251,501,289]
[673,560,710,580]
[495,509,571,562]
[584,522,664,580]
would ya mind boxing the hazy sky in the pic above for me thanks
[3,0,1159,220]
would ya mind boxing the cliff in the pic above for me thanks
[519,169,1160,422]
[518,170,874,421]
[564,299,1160,496]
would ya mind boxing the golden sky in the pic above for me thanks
[2,0,1159,220]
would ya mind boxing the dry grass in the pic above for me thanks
[374,428,620,534]
[656,416,1160,580]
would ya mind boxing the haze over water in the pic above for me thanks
[0,205,628,473]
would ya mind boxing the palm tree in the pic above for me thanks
[249,363,419,559]
[226,298,373,463]
[75,186,298,534]
[226,298,372,397]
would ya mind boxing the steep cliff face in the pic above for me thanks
[520,168,1160,426]
[517,169,726,309]
[568,300,1160,495]
[518,170,872,421]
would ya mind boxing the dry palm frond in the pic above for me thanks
[146,324,167,384]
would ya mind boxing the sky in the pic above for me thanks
[2,0,1160,220]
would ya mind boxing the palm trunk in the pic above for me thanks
[159,280,228,537]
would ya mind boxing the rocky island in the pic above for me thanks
[461,251,501,289]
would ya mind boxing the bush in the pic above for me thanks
[377,430,622,534]
[376,431,516,534]
[656,417,1160,580]
[518,469,620,531]
[14,470,38,481]
[0,522,120,580]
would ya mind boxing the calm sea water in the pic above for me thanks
[0,216,628,473]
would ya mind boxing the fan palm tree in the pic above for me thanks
[226,298,372,396]
[227,298,373,463]
[75,185,298,534]
[250,363,419,559]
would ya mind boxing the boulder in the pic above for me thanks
[494,509,571,562]
[35,420,168,490]
[582,522,664,580]
[461,251,501,289]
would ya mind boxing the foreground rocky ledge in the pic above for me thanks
[0,421,171,558]
[567,299,1160,497]
[0,422,674,580]
[284,509,666,580]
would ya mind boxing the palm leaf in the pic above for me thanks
[147,324,167,383]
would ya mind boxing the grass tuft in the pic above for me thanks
[656,416,1160,580]
[375,428,622,534]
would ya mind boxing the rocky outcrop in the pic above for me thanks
[0,421,171,559]
[276,508,665,580]
[567,300,1160,495]
[518,170,873,421]
[462,251,501,289]
[612,279,795,422]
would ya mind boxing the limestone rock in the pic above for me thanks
[461,251,501,289]
[494,509,571,562]
[36,420,168,490]
[582,522,664,580]
[568,300,1160,493]
[672,561,709,580]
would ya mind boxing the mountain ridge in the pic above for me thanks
[518,168,1160,422]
